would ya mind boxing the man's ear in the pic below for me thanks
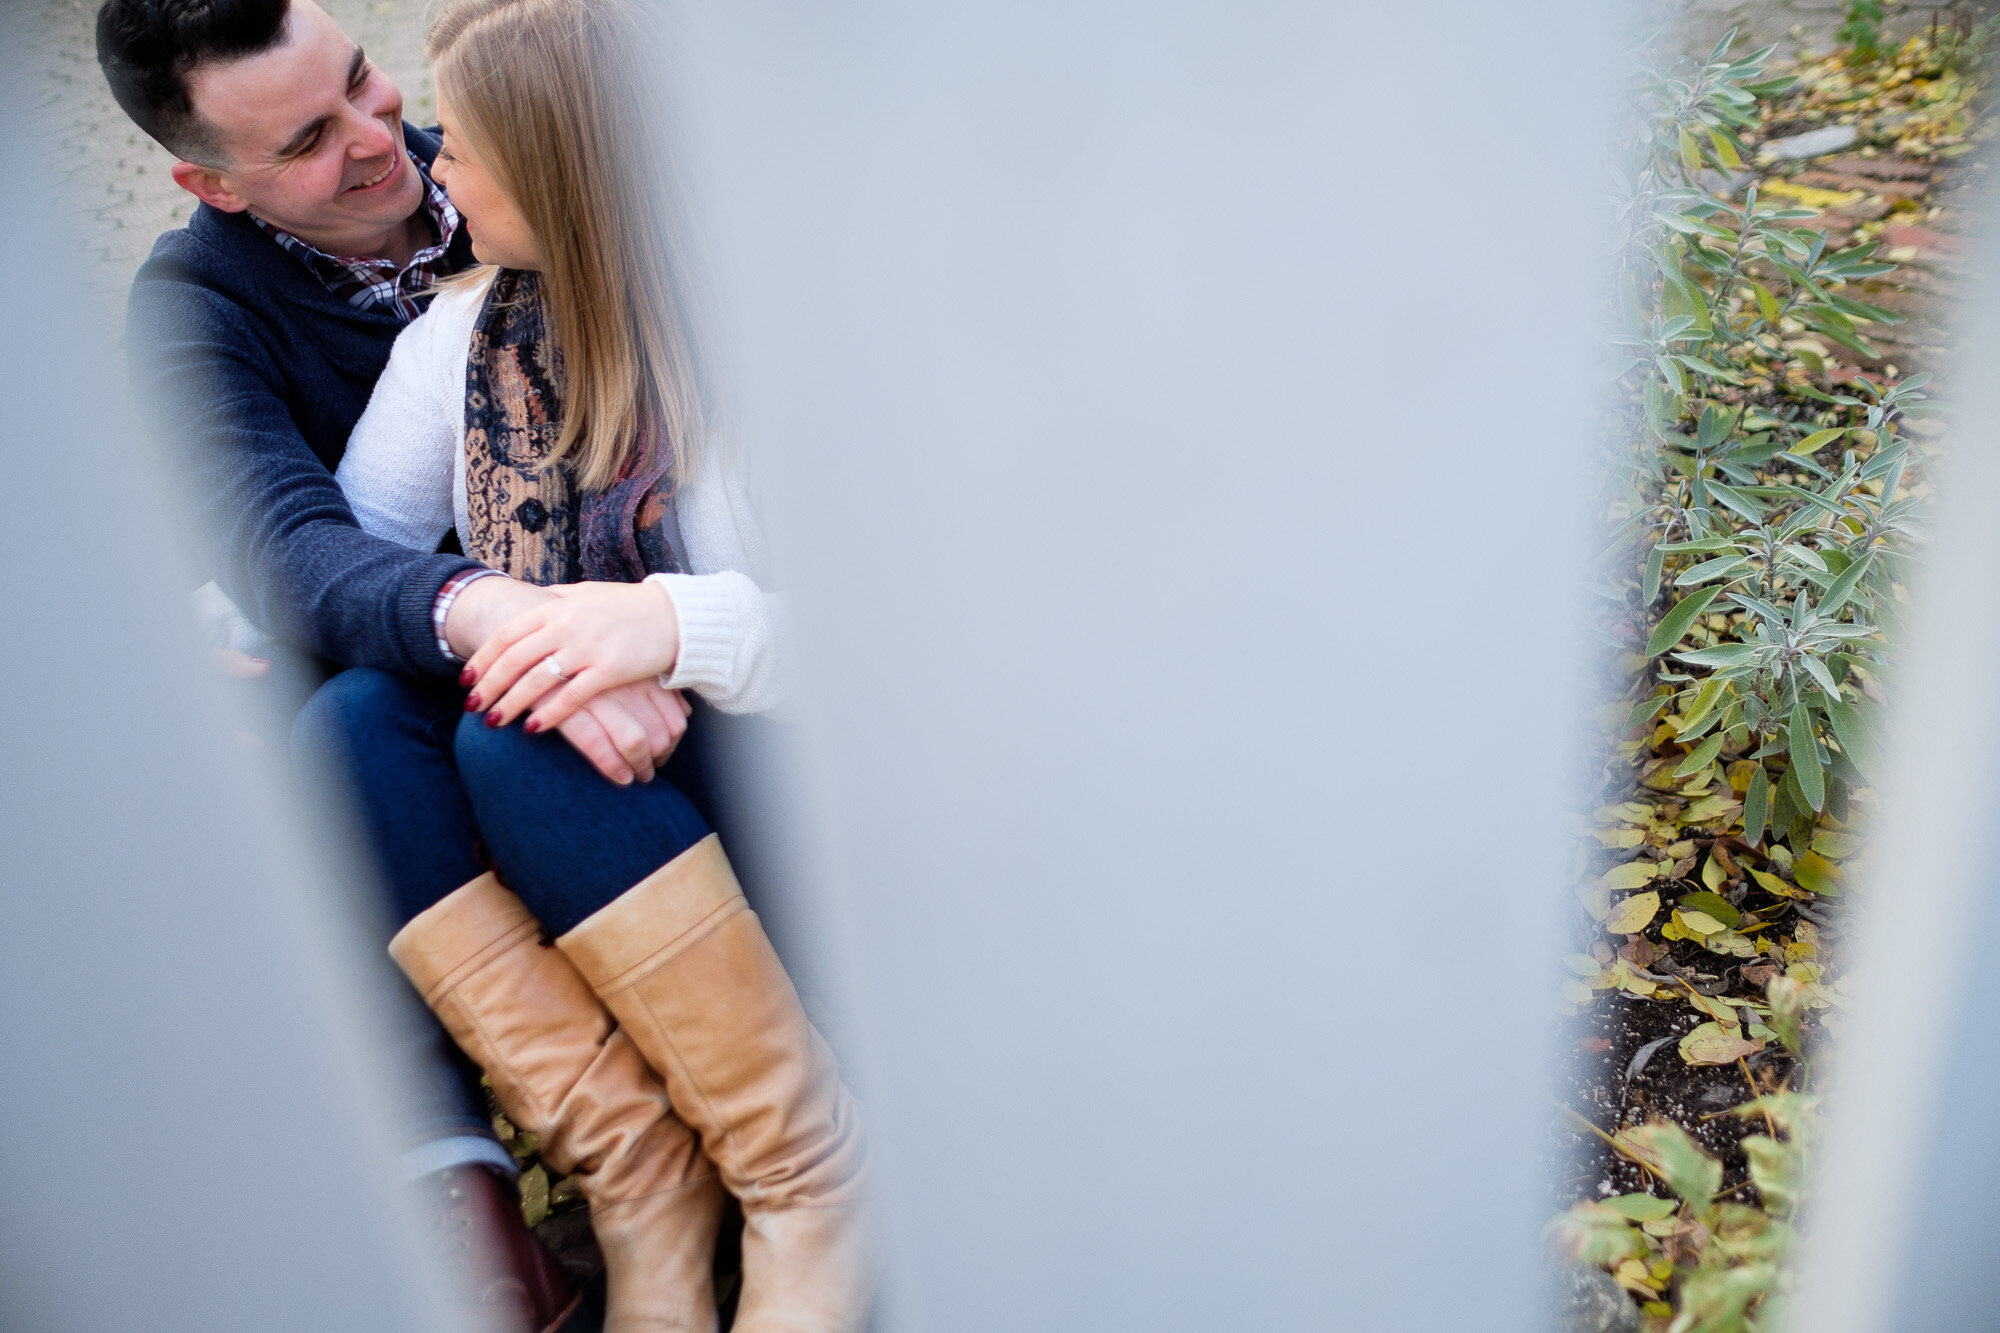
[170,160,250,214]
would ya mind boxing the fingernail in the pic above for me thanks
[523,717,542,734]
[458,666,475,687]
[485,709,503,728]
[464,694,482,712]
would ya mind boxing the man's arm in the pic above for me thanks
[127,273,478,678]
[128,260,685,784]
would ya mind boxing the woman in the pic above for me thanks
[318,0,868,1328]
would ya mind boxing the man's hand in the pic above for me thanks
[549,678,692,785]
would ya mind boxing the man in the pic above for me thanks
[95,0,689,1325]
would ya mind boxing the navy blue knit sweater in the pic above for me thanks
[126,125,480,680]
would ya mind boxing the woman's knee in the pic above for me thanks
[453,714,650,813]
[454,715,711,865]
[451,713,568,811]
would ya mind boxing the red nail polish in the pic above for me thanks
[458,666,475,687]
[523,717,543,734]
[485,709,503,728]
[464,694,481,712]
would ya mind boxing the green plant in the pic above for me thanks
[1838,0,1888,64]
[1931,7,1998,75]
[1549,987,1826,1331]
[1557,1103,1813,1333]
[1557,28,1936,1329]
[1606,29,1912,855]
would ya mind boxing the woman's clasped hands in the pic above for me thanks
[463,578,687,749]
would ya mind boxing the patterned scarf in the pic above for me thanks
[461,268,683,585]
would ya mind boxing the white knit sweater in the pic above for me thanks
[335,278,783,714]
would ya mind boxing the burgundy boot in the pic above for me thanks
[415,1164,580,1332]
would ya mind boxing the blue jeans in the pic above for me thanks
[293,668,713,1152]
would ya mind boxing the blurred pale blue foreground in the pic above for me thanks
[0,16,466,1333]
[1780,145,2000,1333]
[0,1,1609,1329]
[671,2,1599,1328]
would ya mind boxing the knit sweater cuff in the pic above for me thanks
[400,555,483,678]
[646,572,739,692]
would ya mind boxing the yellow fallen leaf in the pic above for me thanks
[1678,909,1728,936]
[1605,861,1663,891]
[1794,850,1845,896]
[1761,179,1869,211]
[1704,931,1758,959]
[1606,890,1662,935]
[1614,961,1659,998]
[1615,1256,1661,1295]
[1684,992,1736,1026]
[1578,877,1612,921]
[1679,794,1737,826]
[1642,761,1689,792]
[1811,830,1865,859]
[1750,868,1800,898]
[1565,953,1602,976]
[1562,979,1594,1006]
[1596,827,1647,849]
[1680,1021,1767,1066]
[1702,855,1726,891]
[519,1163,550,1227]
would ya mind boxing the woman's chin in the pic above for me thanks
[469,239,536,271]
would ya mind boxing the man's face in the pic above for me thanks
[182,0,423,254]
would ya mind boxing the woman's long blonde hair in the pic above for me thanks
[427,0,705,492]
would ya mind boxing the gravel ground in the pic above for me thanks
[18,0,437,342]
[1638,0,1858,59]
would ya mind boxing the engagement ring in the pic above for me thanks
[544,657,569,681]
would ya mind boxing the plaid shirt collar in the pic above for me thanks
[252,152,462,322]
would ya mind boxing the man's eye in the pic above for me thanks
[351,62,373,93]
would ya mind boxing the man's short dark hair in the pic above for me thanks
[95,0,292,164]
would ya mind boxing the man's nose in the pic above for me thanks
[347,107,398,159]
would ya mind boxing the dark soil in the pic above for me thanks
[1551,871,1827,1211]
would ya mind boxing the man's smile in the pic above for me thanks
[345,151,402,194]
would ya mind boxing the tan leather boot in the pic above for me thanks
[557,836,871,1333]
[391,874,728,1333]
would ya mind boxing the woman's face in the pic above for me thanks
[432,87,543,270]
